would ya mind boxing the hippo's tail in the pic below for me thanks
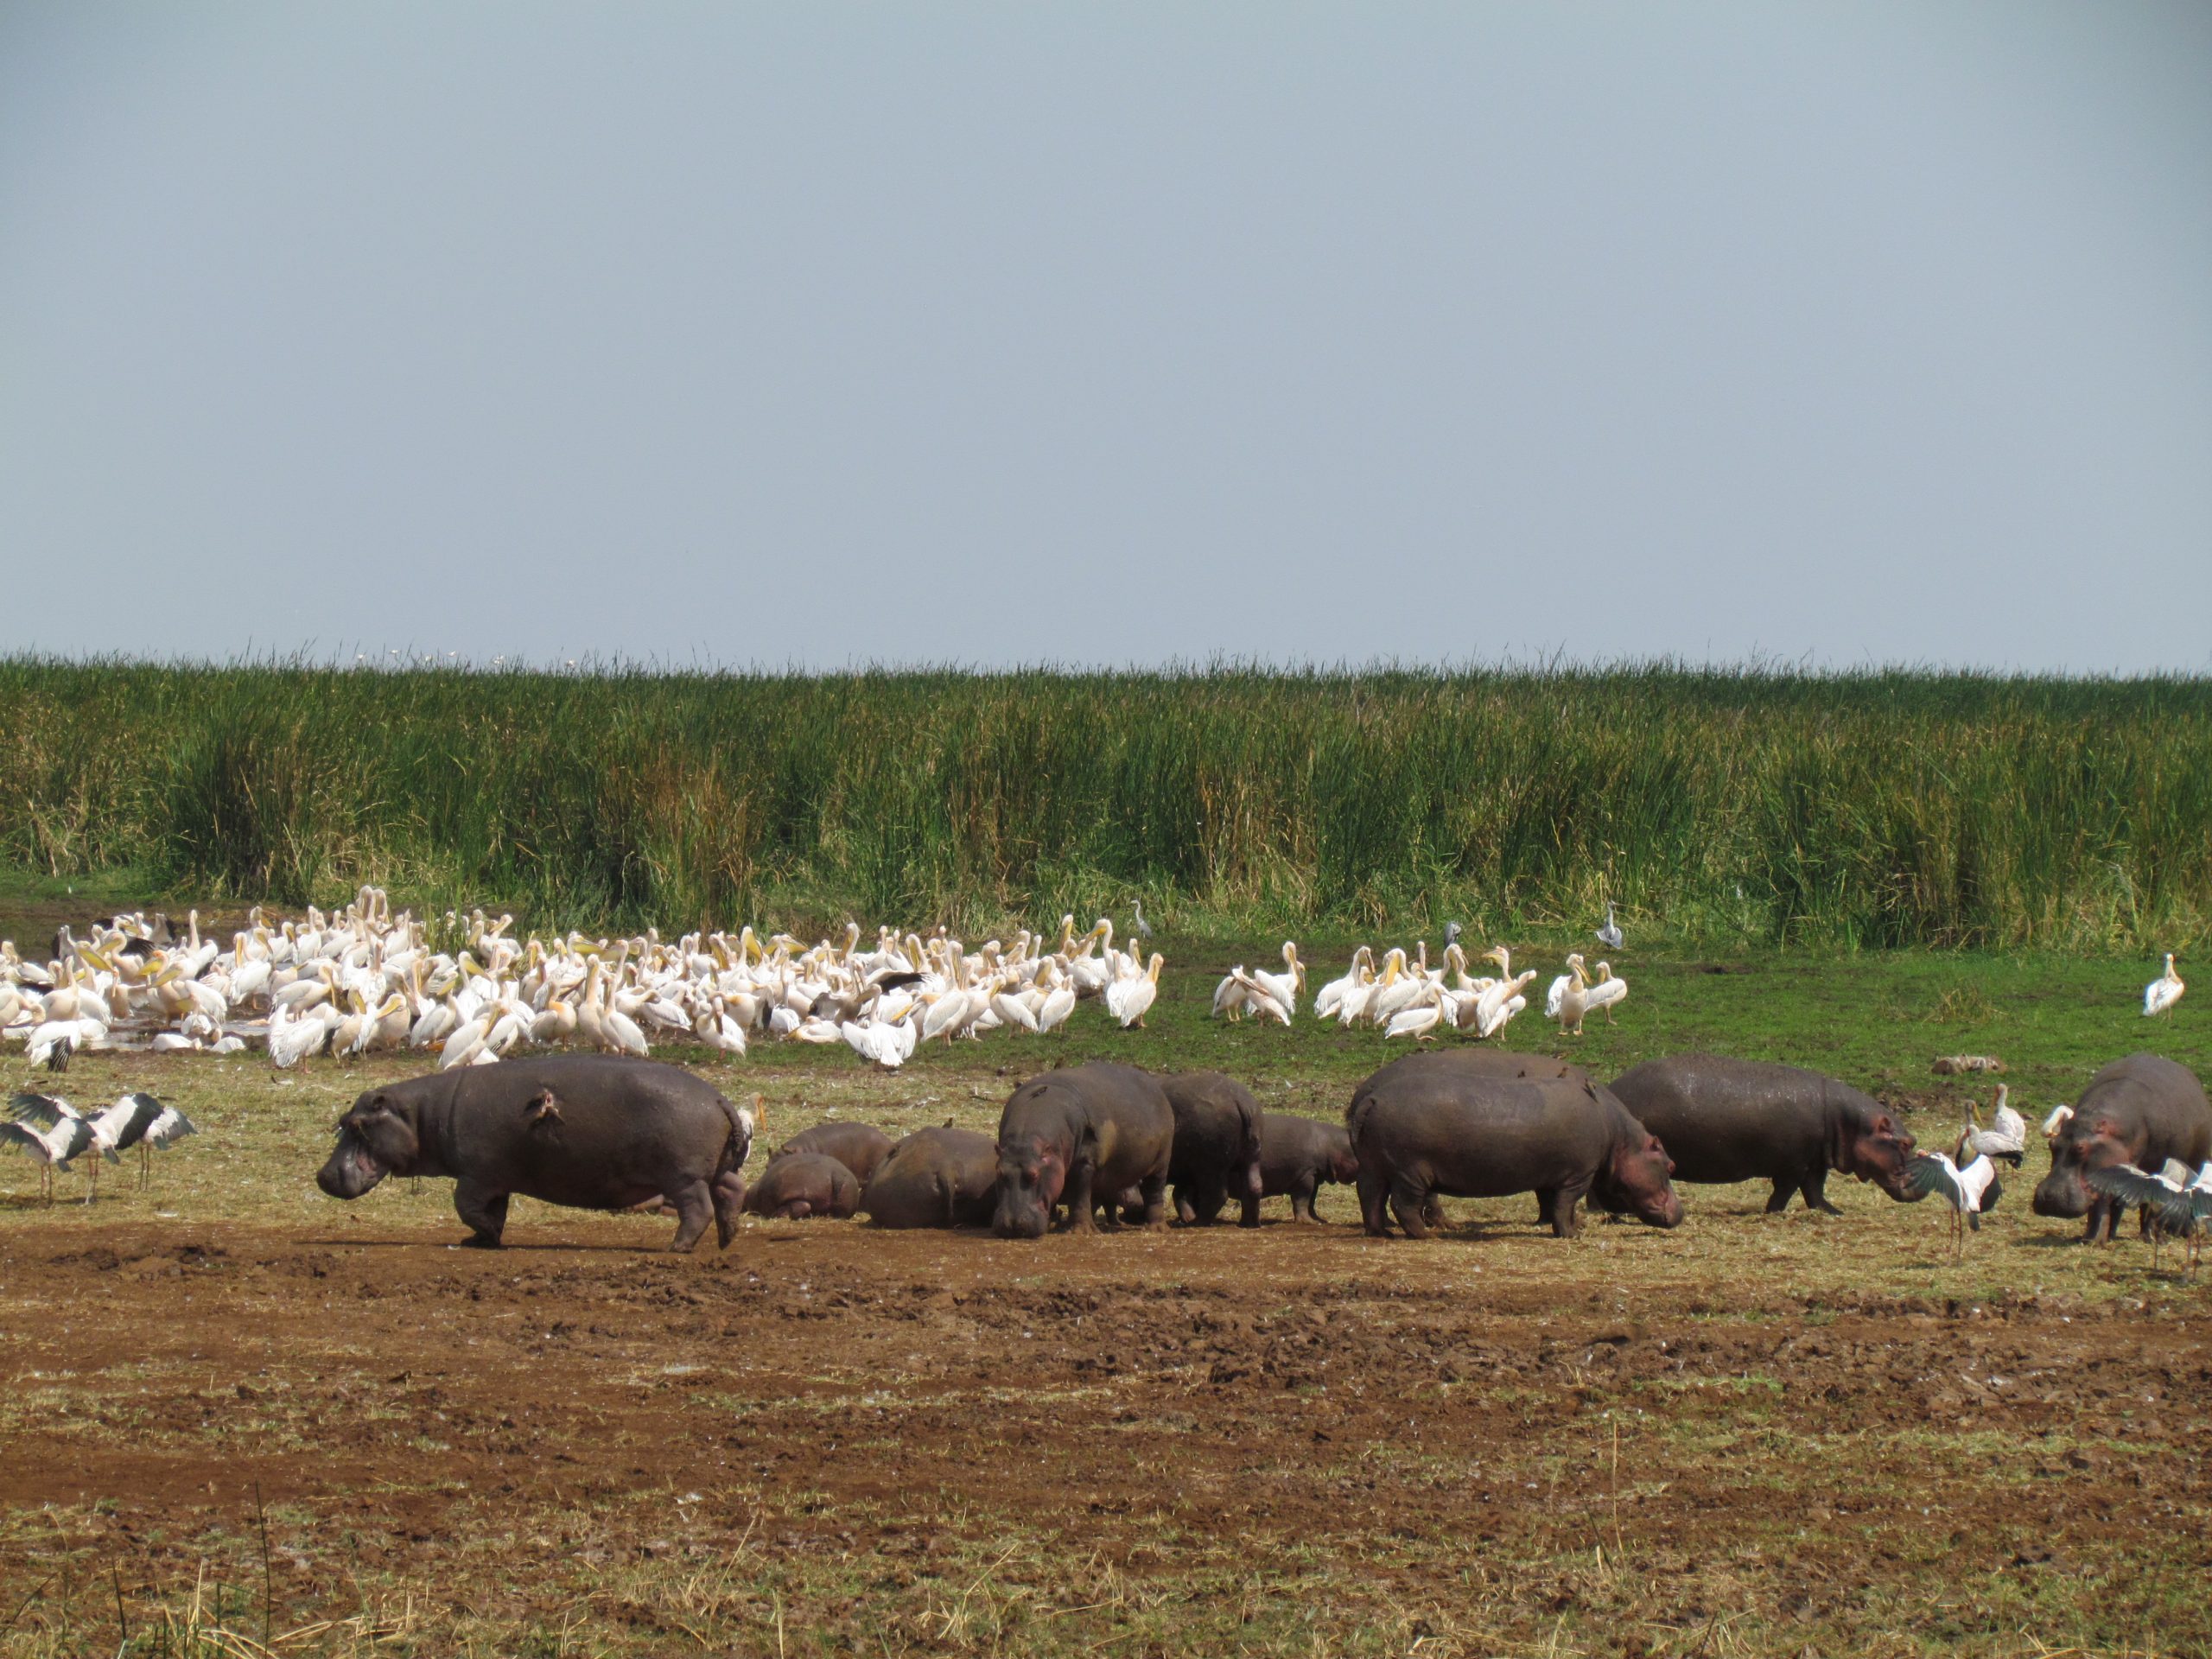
[1344,1089,1377,1147]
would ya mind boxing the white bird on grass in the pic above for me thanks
[1580,962,1628,1026]
[1109,953,1163,1028]
[1956,1085,2028,1167]
[4,1094,98,1205]
[2039,1103,2075,1139]
[2086,1160,2212,1274]
[2143,954,2185,1018]
[1903,1150,2001,1257]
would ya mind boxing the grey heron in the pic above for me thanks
[1595,903,1624,952]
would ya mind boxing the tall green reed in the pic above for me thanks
[0,658,2203,947]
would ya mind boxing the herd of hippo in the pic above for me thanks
[315,1047,2212,1252]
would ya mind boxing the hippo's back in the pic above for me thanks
[1609,1054,1850,1182]
[2075,1052,2212,1157]
[863,1128,999,1229]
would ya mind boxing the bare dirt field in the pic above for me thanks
[3,945,2210,1656]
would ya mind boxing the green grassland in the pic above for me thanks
[3,660,2208,949]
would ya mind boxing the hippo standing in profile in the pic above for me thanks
[742,1153,861,1220]
[2032,1053,2212,1240]
[774,1121,896,1188]
[1160,1071,1264,1226]
[861,1128,1000,1229]
[1607,1054,1917,1214]
[316,1055,753,1251]
[1248,1112,1360,1224]
[1346,1051,1682,1238]
[993,1062,1175,1238]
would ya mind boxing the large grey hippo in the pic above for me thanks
[1346,1051,1682,1238]
[315,1055,753,1251]
[993,1062,1175,1238]
[1607,1054,1917,1213]
[2032,1053,2212,1240]
[1160,1071,1264,1226]
[861,1128,1000,1229]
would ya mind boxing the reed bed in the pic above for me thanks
[1,658,2205,948]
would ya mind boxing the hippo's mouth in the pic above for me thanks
[316,1135,390,1200]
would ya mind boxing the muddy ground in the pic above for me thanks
[4,1197,2209,1656]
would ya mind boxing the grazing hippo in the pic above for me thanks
[1247,1111,1360,1224]
[1160,1071,1264,1226]
[2031,1053,2212,1240]
[861,1128,1000,1229]
[1346,1051,1682,1238]
[774,1121,895,1187]
[993,1062,1175,1238]
[743,1153,861,1220]
[1606,1054,1918,1214]
[315,1055,753,1251]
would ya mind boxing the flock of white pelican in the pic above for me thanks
[1215,941,1627,1041]
[0,890,1172,1073]
[0,890,2185,1078]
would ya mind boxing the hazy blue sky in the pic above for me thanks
[4,4,2208,671]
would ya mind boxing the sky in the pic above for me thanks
[3,3,2209,672]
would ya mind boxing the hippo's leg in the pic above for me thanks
[1800,1170,1843,1215]
[665,1178,715,1252]
[1242,1186,1265,1228]
[1534,1189,1556,1226]
[1389,1178,1432,1240]
[1289,1176,1319,1223]
[1139,1171,1170,1230]
[1357,1168,1390,1236]
[1173,1187,1198,1225]
[1764,1179,1798,1214]
[711,1172,747,1249]
[1547,1183,1589,1238]
[1238,1161,1262,1230]
[1062,1160,1098,1233]
[454,1181,509,1248]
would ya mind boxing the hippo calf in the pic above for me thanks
[743,1153,861,1220]
[861,1128,1000,1229]
[316,1055,753,1251]
[1607,1054,1917,1214]
[2032,1053,2212,1240]
[775,1121,896,1187]
[1247,1111,1360,1224]
[1347,1051,1682,1238]
[1161,1071,1263,1226]
[994,1061,1175,1238]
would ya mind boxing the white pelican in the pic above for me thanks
[1553,955,1592,1035]
[2144,954,2184,1018]
[1034,966,1076,1035]
[1580,962,1628,1026]
[1110,953,1163,1028]
[1313,947,1373,1023]
[1251,942,1304,1021]
[1383,994,1443,1043]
